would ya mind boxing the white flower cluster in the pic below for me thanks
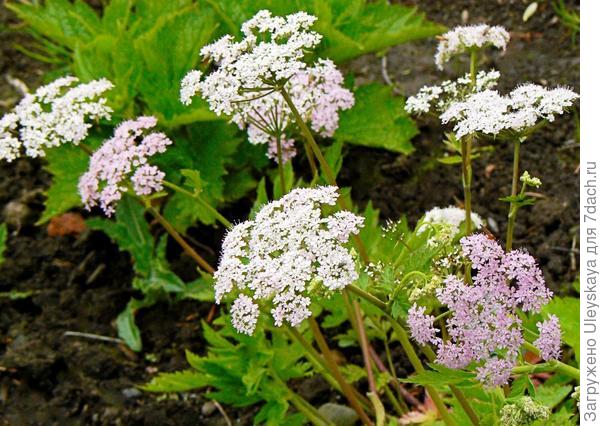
[180,11,353,163]
[440,84,579,138]
[214,186,364,335]
[241,58,354,160]
[180,10,321,115]
[0,76,113,162]
[406,70,500,115]
[520,170,542,188]
[419,206,484,240]
[435,24,510,70]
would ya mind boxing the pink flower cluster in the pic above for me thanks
[407,233,560,387]
[78,116,172,216]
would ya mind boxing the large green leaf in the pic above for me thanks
[202,0,444,62]
[335,83,418,154]
[87,195,153,274]
[134,5,218,126]
[159,122,243,231]
[37,139,100,224]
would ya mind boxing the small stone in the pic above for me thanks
[318,403,358,426]
[202,401,217,416]
[121,387,142,399]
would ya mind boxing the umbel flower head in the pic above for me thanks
[440,84,579,138]
[78,116,172,216]
[180,11,353,163]
[435,24,510,70]
[214,186,364,335]
[405,70,501,115]
[1,76,113,161]
[419,206,484,240]
[500,396,550,426]
[407,234,560,387]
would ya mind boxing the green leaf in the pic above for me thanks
[0,223,7,265]
[202,0,443,62]
[87,196,153,274]
[534,384,572,409]
[400,364,476,386]
[142,369,211,392]
[509,374,536,398]
[335,83,417,154]
[116,299,142,352]
[254,399,290,426]
[159,122,243,231]
[37,139,99,224]
[437,155,463,165]
[133,5,218,126]
[541,296,580,363]
[250,178,268,219]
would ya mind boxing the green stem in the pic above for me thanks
[354,300,378,395]
[274,133,287,194]
[285,325,372,411]
[460,136,473,235]
[162,181,233,229]
[279,86,370,264]
[146,205,215,274]
[288,392,334,426]
[505,139,521,251]
[522,342,580,381]
[308,317,374,426]
[280,87,336,187]
[271,372,334,426]
[470,50,477,88]
[390,322,456,426]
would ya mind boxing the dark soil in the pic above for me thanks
[0,1,580,424]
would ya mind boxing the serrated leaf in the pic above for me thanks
[255,399,290,426]
[142,369,211,392]
[133,5,218,126]
[335,83,417,154]
[400,364,476,386]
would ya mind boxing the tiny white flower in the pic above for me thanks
[435,24,510,70]
[214,186,364,335]
[1,76,113,161]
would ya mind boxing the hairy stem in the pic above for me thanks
[162,180,233,229]
[505,139,521,251]
[146,205,215,274]
[308,317,374,426]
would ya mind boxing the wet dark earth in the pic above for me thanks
[0,1,580,424]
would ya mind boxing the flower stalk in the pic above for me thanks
[505,138,521,251]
